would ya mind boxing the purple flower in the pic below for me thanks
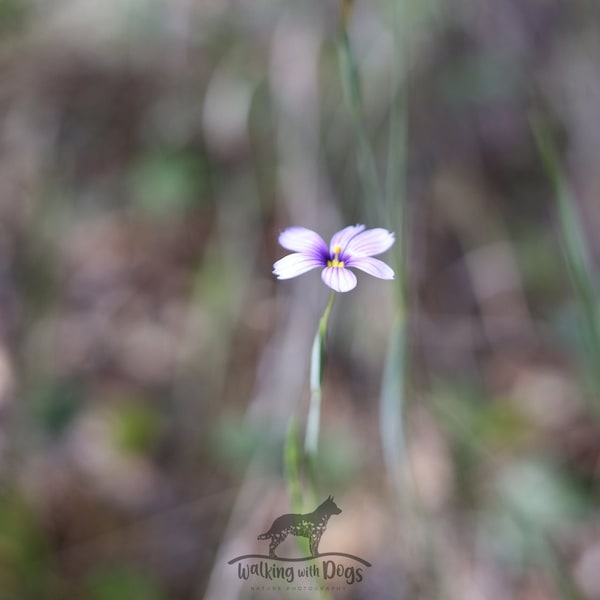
[273,224,395,293]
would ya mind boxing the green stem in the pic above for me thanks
[282,293,337,600]
[304,292,336,464]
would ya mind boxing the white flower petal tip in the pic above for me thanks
[273,253,322,279]
[345,228,395,257]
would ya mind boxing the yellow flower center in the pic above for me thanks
[327,245,345,268]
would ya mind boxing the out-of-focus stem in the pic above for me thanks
[305,291,336,463]
[532,118,600,414]
[338,16,384,220]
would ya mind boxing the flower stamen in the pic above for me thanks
[327,245,345,268]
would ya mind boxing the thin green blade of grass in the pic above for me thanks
[379,315,408,499]
[385,71,409,303]
[532,119,600,412]
[385,0,408,228]
[337,26,384,221]
[510,511,584,600]
[379,318,445,599]
[381,0,410,507]
[379,4,448,596]
[543,538,584,600]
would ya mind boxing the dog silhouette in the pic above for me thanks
[257,496,342,558]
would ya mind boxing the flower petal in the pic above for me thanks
[344,228,395,257]
[321,267,357,293]
[278,227,328,257]
[273,253,323,279]
[346,256,395,279]
[329,224,365,254]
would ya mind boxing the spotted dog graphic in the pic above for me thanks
[257,496,342,558]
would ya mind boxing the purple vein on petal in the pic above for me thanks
[344,228,395,257]
[329,224,365,255]
[278,227,328,257]
[346,256,395,279]
[321,267,357,293]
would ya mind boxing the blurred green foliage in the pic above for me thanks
[481,459,592,570]
[0,0,27,34]
[32,379,83,437]
[112,401,163,456]
[129,151,208,218]
[211,415,362,487]
[433,385,532,508]
[84,566,165,600]
[0,492,54,598]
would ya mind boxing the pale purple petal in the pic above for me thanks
[344,228,395,257]
[273,253,323,279]
[346,256,395,280]
[329,224,365,254]
[278,227,328,258]
[321,267,357,293]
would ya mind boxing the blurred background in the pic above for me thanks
[1,0,600,598]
